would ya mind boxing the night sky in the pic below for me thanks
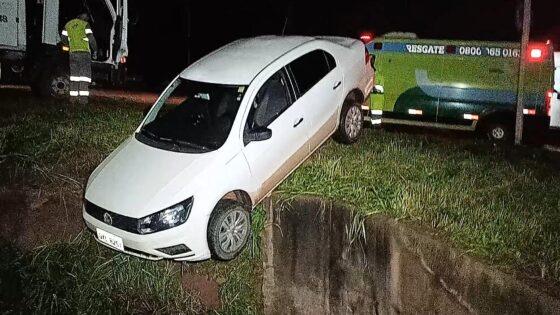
[126,0,559,87]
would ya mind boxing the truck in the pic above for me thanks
[366,33,555,143]
[0,0,128,97]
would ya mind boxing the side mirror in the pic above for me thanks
[245,127,272,143]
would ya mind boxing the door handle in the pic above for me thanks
[333,81,341,90]
[293,118,304,127]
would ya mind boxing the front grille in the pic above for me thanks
[84,200,140,234]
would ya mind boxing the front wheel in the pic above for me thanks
[333,101,363,144]
[207,200,251,261]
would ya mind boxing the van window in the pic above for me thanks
[289,50,331,96]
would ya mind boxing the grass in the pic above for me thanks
[279,127,560,284]
[0,221,265,314]
[0,89,264,314]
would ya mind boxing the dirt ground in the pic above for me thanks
[0,186,83,250]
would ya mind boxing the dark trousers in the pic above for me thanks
[69,52,92,103]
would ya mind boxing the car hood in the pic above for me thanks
[85,136,219,218]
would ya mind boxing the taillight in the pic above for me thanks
[359,32,374,44]
[527,43,548,63]
[545,89,553,116]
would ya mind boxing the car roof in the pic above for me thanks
[180,36,315,85]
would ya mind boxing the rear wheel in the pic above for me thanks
[333,101,363,144]
[484,121,513,144]
[33,66,69,98]
[207,200,251,261]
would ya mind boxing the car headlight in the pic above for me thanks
[137,197,193,235]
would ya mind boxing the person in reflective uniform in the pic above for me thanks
[61,13,97,104]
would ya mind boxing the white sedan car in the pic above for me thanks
[83,36,374,261]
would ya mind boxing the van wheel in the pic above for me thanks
[334,101,363,144]
[485,122,513,144]
[207,200,251,261]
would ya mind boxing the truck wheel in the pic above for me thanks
[485,122,513,144]
[334,101,363,144]
[33,67,69,98]
[207,199,251,261]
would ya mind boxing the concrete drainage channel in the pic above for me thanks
[261,198,560,314]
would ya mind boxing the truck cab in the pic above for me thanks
[0,0,128,97]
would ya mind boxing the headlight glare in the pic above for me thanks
[137,197,193,234]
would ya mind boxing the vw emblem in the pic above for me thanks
[103,212,113,225]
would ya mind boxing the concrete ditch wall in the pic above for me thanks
[261,198,560,314]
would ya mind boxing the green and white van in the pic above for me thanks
[366,33,554,142]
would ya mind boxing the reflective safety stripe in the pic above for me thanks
[370,109,383,115]
[83,37,89,42]
[61,30,68,36]
[371,119,382,125]
[70,76,92,83]
[408,109,423,115]
[69,91,79,96]
[361,105,370,110]
[79,91,90,96]
[85,29,93,34]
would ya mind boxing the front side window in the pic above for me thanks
[245,70,293,132]
[289,50,331,96]
[137,78,246,153]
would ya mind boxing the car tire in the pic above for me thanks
[334,101,363,144]
[207,199,251,261]
[485,121,513,144]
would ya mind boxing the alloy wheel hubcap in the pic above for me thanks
[218,209,249,253]
[491,127,505,139]
[345,106,362,139]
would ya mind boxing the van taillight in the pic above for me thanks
[359,32,374,44]
[545,89,553,116]
[527,43,548,62]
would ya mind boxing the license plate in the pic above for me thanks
[96,228,124,251]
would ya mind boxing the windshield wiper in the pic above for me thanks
[140,128,160,141]
[140,128,209,151]
[174,139,210,151]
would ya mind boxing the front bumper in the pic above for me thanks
[83,206,211,261]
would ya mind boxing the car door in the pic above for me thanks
[288,50,343,151]
[242,68,309,203]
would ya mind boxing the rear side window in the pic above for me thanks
[289,50,331,96]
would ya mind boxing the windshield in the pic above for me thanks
[137,78,246,153]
